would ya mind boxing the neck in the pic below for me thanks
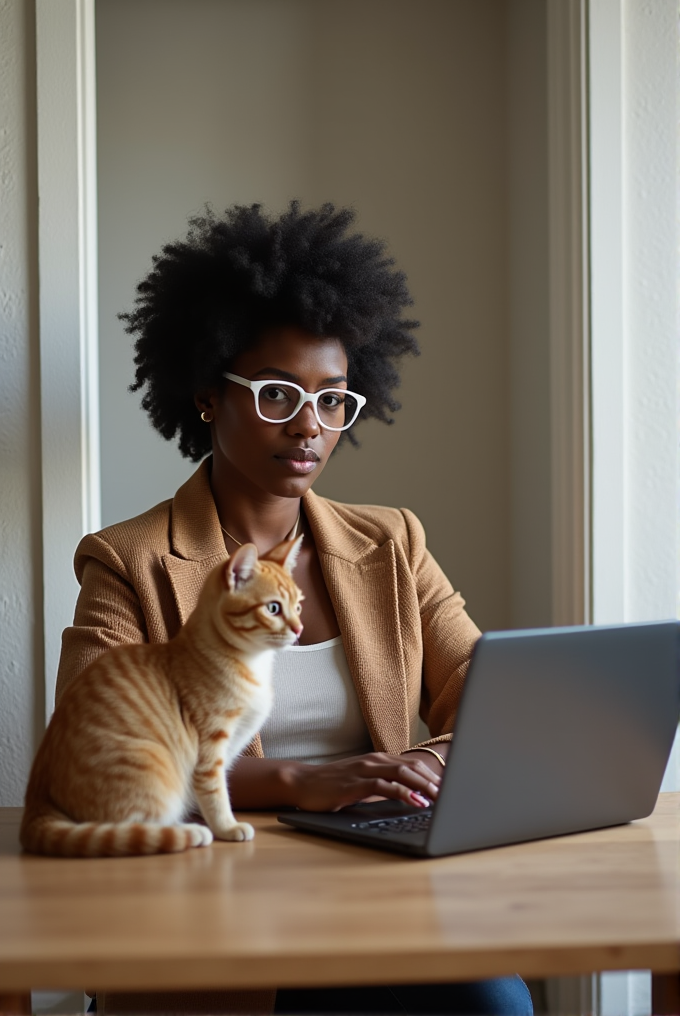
[209,460,303,554]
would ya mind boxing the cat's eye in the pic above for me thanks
[266,602,281,615]
[295,603,302,614]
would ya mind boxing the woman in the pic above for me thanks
[58,203,532,1016]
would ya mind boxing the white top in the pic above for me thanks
[259,636,374,765]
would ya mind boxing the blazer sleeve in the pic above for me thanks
[401,508,482,742]
[55,534,148,707]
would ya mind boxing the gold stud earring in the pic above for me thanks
[200,410,213,423]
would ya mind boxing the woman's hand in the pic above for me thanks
[398,745,448,779]
[289,752,441,812]
[228,753,442,812]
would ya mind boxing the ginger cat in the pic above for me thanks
[21,538,303,857]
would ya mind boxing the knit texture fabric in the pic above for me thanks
[55,458,481,1016]
[56,458,481,753]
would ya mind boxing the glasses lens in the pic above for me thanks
[316,390,361,430]
[257,383,302,421]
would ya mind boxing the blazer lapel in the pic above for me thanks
[163,459,228,625]
[162,553,227,626]
[160,466,411,758]
[161,460,266,758]
[304,492,410,754]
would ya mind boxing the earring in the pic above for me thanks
[200,410,213,423]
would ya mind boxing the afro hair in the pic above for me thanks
[122,201,420,461]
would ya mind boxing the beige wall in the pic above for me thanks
[0,0,43,804]
[302,1,511,633]
[97,0,552,633]
[505,0,552,628]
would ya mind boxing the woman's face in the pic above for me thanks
[204,327,348,499]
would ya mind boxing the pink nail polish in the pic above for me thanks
[410,791,430,807]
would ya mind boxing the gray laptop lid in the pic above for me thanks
[426,621,680,856]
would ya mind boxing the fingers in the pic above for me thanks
[293,753,443,812]
[365,757,441,800]
[391,781,431,808]
[342,762,439,809]
[337,779,428,810]
[365,778,430,808]
[396,759,442,794]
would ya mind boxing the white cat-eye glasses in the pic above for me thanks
[223,372,367,432]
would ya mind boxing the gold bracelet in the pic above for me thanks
[401,746,446,767]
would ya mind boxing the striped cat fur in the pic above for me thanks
[20,538,303,857]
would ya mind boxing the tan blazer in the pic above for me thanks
[57,460,480,1014]
[56,459,480,749]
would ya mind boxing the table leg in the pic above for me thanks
[652,973,680,1015]
[0,993,31,1014]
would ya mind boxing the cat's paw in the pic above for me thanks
[214,822,255,842]
[185,823,214,847]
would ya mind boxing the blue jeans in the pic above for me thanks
[274,977,533,1015]
[87,977,533,1015]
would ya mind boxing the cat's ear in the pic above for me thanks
[265,534,303,574]
[224,543,259,591]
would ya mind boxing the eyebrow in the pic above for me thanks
[253,367,348,386]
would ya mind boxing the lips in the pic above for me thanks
[274,448,320,474]
[279,448,320,462]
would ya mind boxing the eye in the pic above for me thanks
[262,385,292,404]
[319,391,343,410]
[295,603,302,614]
[266,601,281,615]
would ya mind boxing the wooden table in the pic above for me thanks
[0,796,678,1011]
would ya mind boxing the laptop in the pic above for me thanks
[278,622,680,857]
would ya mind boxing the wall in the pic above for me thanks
[623,0,679,796]
[0,0,43,805]
[96,0,518,633]
[506,0,552,629]
[588,0,680,796]
[622,0,678,627]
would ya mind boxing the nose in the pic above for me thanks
[286,400,320,438]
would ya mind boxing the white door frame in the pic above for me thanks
[547,0,590,630]
[36,0,100,720]
[588,0,679,776]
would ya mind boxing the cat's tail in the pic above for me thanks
[19,806,213,857]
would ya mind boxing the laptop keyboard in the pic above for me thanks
[350,810,433,837]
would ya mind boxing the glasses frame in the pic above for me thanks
[223,372,367,432]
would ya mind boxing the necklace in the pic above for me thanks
[220,512,301,549]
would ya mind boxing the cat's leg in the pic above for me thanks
[193,740,254,842]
